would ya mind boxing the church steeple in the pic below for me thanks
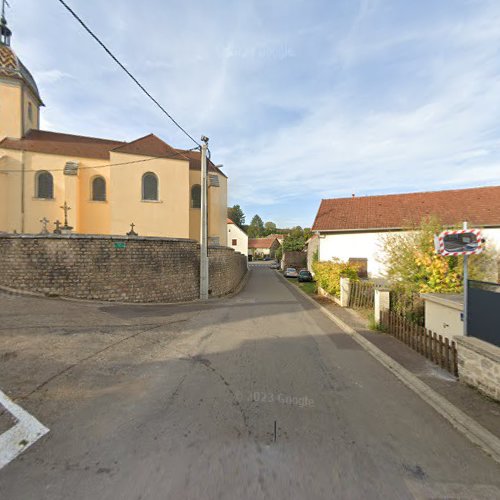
[1,0,12,46]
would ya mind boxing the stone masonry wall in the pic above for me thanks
[0,234,247,303]
[455,336,500,402]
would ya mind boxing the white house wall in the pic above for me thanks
[227,224,248,256]
[319,232,388,277]
[319,227,500,279]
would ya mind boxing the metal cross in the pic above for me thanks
[39,217,49,234]
[60,202,71,227]
[2,0,10,20]
[53,219,62,234]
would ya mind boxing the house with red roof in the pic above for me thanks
[248,237,280,259]
[312,186,500,278]
[227,218,248,256]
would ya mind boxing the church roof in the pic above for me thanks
[0,129,124,159]
[0,44,43,104]
[0,130,227,177]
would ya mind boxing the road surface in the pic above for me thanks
[0,264,499,499]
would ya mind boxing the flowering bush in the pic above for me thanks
[312,258,360,297]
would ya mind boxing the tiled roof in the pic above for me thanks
[312,186,500,231]
[0,131,226,178]
[227,218,234,224]
[248,237,279,249]
[112,134,184,159]
[0,44,43,104]
[266,233,286,240]
[177,149,227,178]
[0,130,124,159]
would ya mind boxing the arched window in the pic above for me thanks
[35,171,53,199]
[191,184,201,208]
[142,172,158,201]
[91,176,106,201]
[27,102,33,123]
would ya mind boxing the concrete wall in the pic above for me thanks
[0,234,247,303]
[456,336,500,402]
[227,223,248,256]
[422,294,463,340]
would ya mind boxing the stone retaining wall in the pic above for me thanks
[455,336,500,401]
[0,234,247,303]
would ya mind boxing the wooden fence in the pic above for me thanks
[348,281,383,309]
[380,310,458,376]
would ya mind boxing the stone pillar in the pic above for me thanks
[374,288,390,324]
[340,277,351,307]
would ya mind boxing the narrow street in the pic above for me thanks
[0,265,499,499]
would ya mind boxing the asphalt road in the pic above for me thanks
[0,264,499,499]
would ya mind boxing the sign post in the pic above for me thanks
[435,222,484,336]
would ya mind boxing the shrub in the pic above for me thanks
[312,258,360,297]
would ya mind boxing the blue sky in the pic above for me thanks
[8,0,500,227]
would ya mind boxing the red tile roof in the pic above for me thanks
[227,218,234,224]
[0,129,124,159]
[312,186,500,231]
[0,131,227,177]
[248,237,279,249]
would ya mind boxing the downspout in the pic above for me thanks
[21,149,25,233]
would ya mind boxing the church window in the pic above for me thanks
[35,171,54,199]
[191,184,201,208]
[91,176,106,201]
[142,172,158,201]
[27,102,33,123]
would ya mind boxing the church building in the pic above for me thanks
[0,13,227,244]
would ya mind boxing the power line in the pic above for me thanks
[56,0,201,149]
[0,149,196,174]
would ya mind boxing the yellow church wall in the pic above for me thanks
[22,86,40,134]
[188,169,228,245]
[0,172,7,230]
[0,149,22,232]
[109,152,190,238]
[0,79,22,139]
[78,165,111,234]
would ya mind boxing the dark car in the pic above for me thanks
[298,270,313,282]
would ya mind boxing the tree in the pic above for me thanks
[264,221,277,235]
[282,226,308,251]
[227,205,245,228]
[248,214,265,238]
[379,216,497,295]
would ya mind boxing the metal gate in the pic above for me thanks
[467,280,500,347]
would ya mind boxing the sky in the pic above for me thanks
[7,0,500,227]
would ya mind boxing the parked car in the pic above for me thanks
[269,261,280,269]
[263,256,273,261]
[298,270,313,282]
[284,267,298,278]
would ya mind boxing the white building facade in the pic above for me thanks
[312,186,500,279]
[227,219,248,256]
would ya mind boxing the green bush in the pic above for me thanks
[312,258,360,297]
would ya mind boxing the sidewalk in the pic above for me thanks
[313,294,500,440]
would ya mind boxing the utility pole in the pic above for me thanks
[200,136,209,300]
[463,221,468,336]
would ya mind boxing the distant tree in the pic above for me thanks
[227,205,245,228]
[248,214,265,238]
[264,221,277,234]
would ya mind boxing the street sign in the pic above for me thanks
[435,229,483,256]
[114,242,126,249]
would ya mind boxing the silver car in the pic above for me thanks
[284,267,298,278]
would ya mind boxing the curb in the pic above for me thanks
[277,272,500,465]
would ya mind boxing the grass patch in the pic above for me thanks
[288,279,317,296]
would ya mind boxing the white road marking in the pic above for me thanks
[0,389,49,470]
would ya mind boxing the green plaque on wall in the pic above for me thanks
[114,242,126,249]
